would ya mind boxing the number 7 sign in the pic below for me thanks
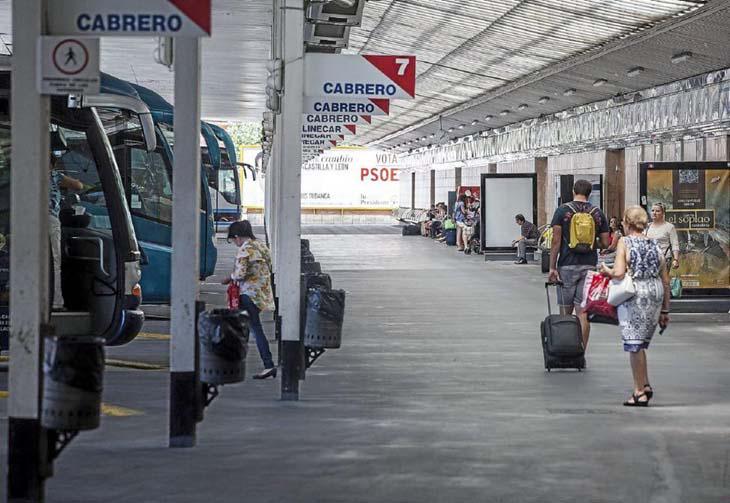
[305,54,416,99]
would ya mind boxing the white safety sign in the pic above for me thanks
[47,0,211,37]
[303,97,390,116]
[37,36,100,95]
[305,54,416,99]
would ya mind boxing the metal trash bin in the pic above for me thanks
[199,309,249,385]
[304,288,345,349]
[301,261,322,274]
[301,272,332,293]
[42,336,104,431]
[301,249,316,263]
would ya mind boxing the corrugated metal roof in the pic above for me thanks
[346,0,713,148]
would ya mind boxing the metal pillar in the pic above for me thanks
[169,37,202,448]
[7,1,51,500]
[279,0,304,401]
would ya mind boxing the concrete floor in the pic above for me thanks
[2,227,730,502]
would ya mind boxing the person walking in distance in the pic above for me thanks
[600,206,670,406]
[221,220,277,379]
[548,179,610,353]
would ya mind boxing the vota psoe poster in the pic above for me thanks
[645,164,729,291]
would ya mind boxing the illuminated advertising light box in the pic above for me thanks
[480,174,537,250]
[640,162,730,294]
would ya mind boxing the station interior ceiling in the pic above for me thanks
[1,1,730,146]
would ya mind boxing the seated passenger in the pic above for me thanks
[599,217,623,265]
[512,213,539,265]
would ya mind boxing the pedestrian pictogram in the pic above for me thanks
[38,36,100,95]
[52,39,89,75]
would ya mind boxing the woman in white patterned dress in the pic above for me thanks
[601,206,670,406]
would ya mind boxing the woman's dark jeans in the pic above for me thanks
[239,294,274,369]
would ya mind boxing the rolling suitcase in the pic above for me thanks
[541,282,585,371]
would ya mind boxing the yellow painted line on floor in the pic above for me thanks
[105,359,167,371]
[0,390,8,398]
[101,403,143,417]
[136,332,171,341]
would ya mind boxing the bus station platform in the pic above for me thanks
[2,227,728,502]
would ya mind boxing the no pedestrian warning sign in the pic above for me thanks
[38,36,100,95]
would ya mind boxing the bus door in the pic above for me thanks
[0,78,143,348]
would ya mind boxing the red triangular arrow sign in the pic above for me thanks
[339,135,345,141]
[369,99,390,114]
[361,115,372,124]
[345,124,357,134]
[169,0,212,35]
[330,141,337,147]
[362,55,416,98]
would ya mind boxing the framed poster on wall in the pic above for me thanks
[480,174,537,250]
[640,161,730,295]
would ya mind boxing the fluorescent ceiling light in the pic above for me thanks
[627,66,644,77]
[448,127,454,133]
[563,88,576,96]
[458,124,464,129]
[671,51,692,64]
[593,78,607,87]
[538,96,550,104]
[518,104,528,110]
[471,119,479,126]
[484,115,493,121]
[499,110,509,116]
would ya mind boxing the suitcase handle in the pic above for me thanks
[544,281,564,315]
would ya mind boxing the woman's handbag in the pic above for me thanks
[227,282,240,310]
[670,276,683,298]
[607,273,635,306]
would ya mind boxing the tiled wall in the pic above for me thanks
[497,158,535,174]
[546,150,606,216]
[461,164,491,186]
[414,170,431,209]
[399,169,413,208]
[434,168,456,205]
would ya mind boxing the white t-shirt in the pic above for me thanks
[646,221,679,259]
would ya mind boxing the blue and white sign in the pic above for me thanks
[47,0,211,37]
[303,97,390,116]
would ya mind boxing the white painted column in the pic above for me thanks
[279,0,304,400]
[169,36,202,447]
[7,0,50,498]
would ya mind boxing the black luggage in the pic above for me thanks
[541,282,585,371]
[402,224,420,236]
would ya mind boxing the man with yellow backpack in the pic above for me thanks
[548,179,610,354]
